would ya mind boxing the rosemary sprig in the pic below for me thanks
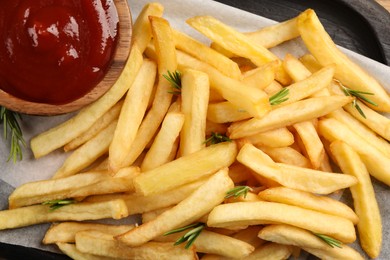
[42,199,76,211]
[335,79,377,118]
[225,186,253,199]
[164,222,205,249]
[204,132,232,145]
[163,70,182,95]
[0,107,26,162]
[313,233,343,248]
[269,88,289,106]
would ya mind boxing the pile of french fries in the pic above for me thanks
[2,2,390,259]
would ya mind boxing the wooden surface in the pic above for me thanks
[0,0,132,115]
[377,0,390,12]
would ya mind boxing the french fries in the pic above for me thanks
[228,96,353,139]
[76,231,197,259]
[207,201,356,243]
[109,59,157,172]
[237,144,357,194]
[0,200,128,230]
[330,141,382,258]
[258,224,363,260]
[4,3,390,259]
[179,69,210,156]
[133,142,237,195]
[117,169,233,246]
[43,222,134,244]
[297,9,390,112]
[258,187,358,224]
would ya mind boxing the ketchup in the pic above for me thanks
[0,0,119,104]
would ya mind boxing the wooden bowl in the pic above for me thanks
[0,0,132,116]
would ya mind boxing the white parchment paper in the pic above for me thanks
[1,0,389,259]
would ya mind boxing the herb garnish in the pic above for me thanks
[164,222,205,249]
[313,232,342,248]
[225,186,253,199]
[335,79,377,118]
[163,70,182,95]
[269,88,289,106]
[0,107,26,163]
[204,132,232,145]
[42,199,76,211]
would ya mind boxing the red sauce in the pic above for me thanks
[0,0,119,104]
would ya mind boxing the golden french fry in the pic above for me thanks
[30,45,143,158]
[187,16,277,66]
[328,108,390,158]
[53,119,117,179]
[207,101,251,124]
[258,224,364,260]
[109,59,157,172]
[273,66,334,108]
[243,127,294,148]
[259,146,311,168]
[133,142,237,196]
[343,100,390,141]
[177,50,271,119]
[211,17,300,56]
[229,96,353,139]
[292,120,325,169]
[319,117,390,186]
[76,231,197,260]
[245,243,292,260]
[115,16,177,168]
[297,9,390,112]
[330,141,382,258]
[173,29,241,80]
[242,61,279,90]
[132,3,164,53]
[258,187,358,224]
[56,242,117,260]
[299,53,323,73]
[141,111,185,171]
[208,201,356,243]
[186,15,291,85]
[85,179,206,215]
[117,168,233,246]
[64,101,123,152]
[67,167,140,198]
[9,171,111,208]
[179,69,210,156]
[43,222,134,244]
[206,120,228,136]
[157,229,254,258]
[237,144,357,194]
[232,226,265,248]
[0,199,128,230]
[246,17,300,48]
[263,80,283,95]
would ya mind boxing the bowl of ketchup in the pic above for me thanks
[0,0,132,115]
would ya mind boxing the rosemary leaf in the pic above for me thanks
[225,186,252,199]
[42,199,76,211]
[164,222,205,249]
[313,233,343,248]
[269,88,289,106]
[0,107,26,163]
[336,79,377,118]
[163,70,182,95]
[204,132,232,145]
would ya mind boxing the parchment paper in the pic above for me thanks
[1,0,389,259]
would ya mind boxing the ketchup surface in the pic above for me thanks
[0,0,119,104]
